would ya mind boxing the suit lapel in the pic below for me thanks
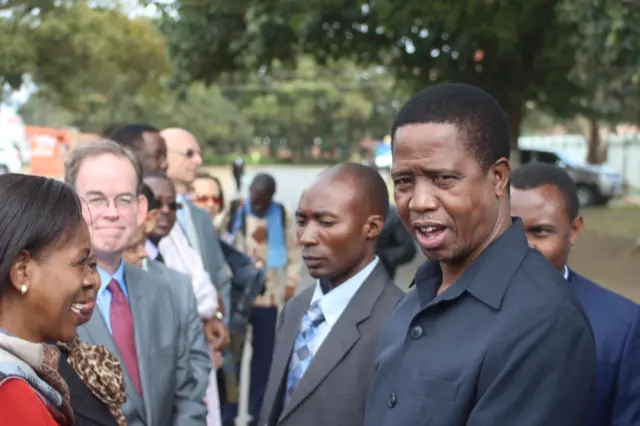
[77,297,147,421]
[123,266,152,405]
[279,264,390,422]
[265,288,313,424]
[184,202,204,256]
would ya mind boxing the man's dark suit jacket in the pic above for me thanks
[375,205,417,279]
[568,269,640,426]
[58,352,118,426]
[259,262,403,426]
[365,219,596,426]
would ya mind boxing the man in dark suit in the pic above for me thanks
[376,204,417,279]
[259,163,403,426]
[511,162,640,426]
[365,84,596,426]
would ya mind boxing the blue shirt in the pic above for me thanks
[96,260,129,335]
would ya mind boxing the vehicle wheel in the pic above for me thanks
[576,184,598,207]
[0,165,9,175]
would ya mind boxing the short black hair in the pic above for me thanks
[250,173,276,196]
[391,83,510,170]
[109,123,159,152]
[194,172,225,207]
[141,183,157,211]
[511,163,579,220]
[324,162,390,218]
[0,174,84,296]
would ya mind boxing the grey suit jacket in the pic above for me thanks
[77,264,207,426]
[259,263,404,426]
[146,259,212,399]
[183,200,232,315]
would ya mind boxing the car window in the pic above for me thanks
[519,150,532,164]
[536,152,559,164]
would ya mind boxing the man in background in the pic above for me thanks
[221,173,301,426]
[107,123,168,174]
[375,203,417,279]
[510,162,640,426]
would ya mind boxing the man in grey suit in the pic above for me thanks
[65,139,207,426]
[161,127,232,316]
[259,163,403,426]
[120,201,212,402]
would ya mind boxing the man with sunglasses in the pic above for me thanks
[161,128,232,317]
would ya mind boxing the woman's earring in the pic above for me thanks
[20,284,29,295]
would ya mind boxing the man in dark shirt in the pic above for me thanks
[511,163,640,426]
[375,204,417,279]
[364,83,596,426]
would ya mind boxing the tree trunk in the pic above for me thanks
[585,117,607,164]
[495,93,524,165]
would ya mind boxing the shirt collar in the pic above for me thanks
[146,239,159,260]
[415,218,530,310]
[563,265,569,280]
[97,259,126,296]
[310,257,379,327]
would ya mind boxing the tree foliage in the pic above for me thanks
[160,0,600,148]
[1,1,168,107]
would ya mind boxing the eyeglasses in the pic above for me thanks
[171,149,201,159]
[194,195,222,205]
[84,193,136,211]
[156,199,182,211]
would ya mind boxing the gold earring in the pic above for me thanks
[20,284,28,295]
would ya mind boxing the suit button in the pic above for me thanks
[388,392,397,408]
[411,325,423,339]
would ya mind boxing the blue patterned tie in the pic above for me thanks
[283,300,325,407]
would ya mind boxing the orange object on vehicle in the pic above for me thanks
[25,127,72,177]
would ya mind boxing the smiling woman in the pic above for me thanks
[0,173,91,425]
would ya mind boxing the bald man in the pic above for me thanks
[259,163,403,426]
[161,128,232,319]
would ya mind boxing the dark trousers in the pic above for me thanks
[222,306,278,426]
[233,173,243,193]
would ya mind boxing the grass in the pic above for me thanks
[582,204,640,239]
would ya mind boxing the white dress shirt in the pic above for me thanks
[152,224,218,320]
[305,257,380,355]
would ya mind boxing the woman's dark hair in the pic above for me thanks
[0,174,84,295]
[194,171,225,208]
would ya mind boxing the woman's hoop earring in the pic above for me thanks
[20,284,29,295]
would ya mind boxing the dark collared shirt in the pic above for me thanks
[364,219,597,426]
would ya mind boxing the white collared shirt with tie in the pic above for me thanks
[303,256,380,356]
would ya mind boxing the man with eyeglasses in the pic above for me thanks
[65,139,207,426]
[161,128,232,317]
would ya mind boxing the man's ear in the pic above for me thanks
[364,215,385,240]
[569,215,584,246]
[137,194,149,226]
[491,158,511,198]
[145,210,158,234]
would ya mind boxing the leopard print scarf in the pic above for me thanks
[58,336,128,426]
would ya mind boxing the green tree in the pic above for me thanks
[159,0,591,149]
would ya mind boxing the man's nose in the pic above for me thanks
[297,225,318,246]
[408,180,439,213]
[193,152,203,166]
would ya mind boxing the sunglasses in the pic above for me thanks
[172,148,201,159]
[194,195,222,205]
[156,199,182,211]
